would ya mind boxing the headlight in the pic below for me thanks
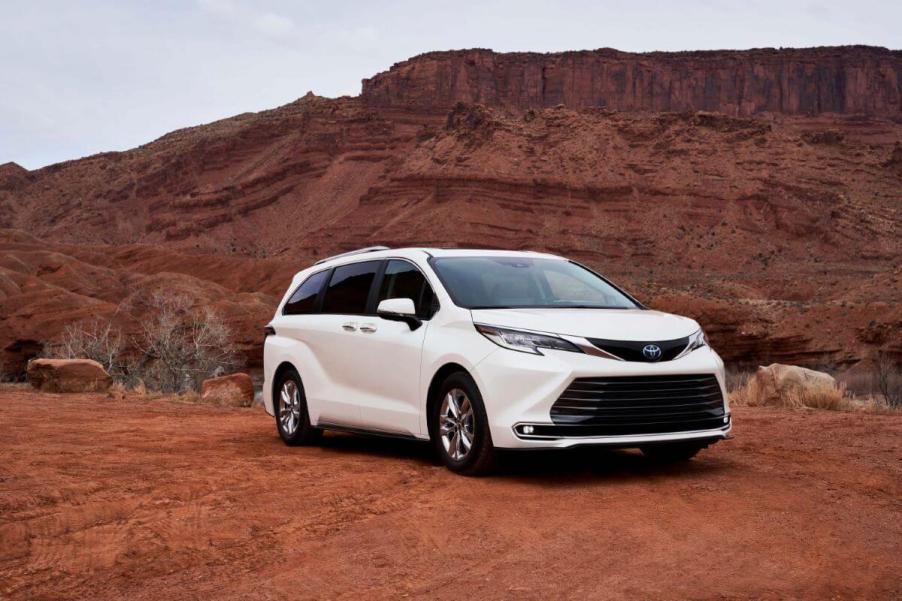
[686,329,708,353]
[475,324,582,355]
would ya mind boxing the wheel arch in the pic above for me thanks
[272,361,299,400]
[425,362,471,440]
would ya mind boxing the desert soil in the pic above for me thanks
[1,387,900,600]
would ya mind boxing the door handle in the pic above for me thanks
[359,323,377,333]
[341,322,358,332]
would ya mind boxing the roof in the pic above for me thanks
[293,247,563,282]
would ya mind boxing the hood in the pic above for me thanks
[469,308,699,341]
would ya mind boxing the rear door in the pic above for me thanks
[309,260,382,427]
[353,259,436,436]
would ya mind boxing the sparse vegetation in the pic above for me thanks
[43,292,241,394]
[872,352,901,408]
[132,292,241,393]
[45,317,127,378]
[728,371,850,410]
[729,362,901,412]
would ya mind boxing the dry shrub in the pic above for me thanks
[783,383,849,410]
[107,381,128,401]
[174,390,203,404]
[872,352,901,409]
[727,371,754,407]
[44,318,127,379]
[133,292,241,393]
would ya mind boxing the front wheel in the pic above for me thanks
[640,441,707,463]
[430,372,496,476]
[275,368,321,446]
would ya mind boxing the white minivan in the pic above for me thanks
[263,247,731,475]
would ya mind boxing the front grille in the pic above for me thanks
[587,336,689,362]
[549,374,726,436]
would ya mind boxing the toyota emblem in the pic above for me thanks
[642,344,663,361]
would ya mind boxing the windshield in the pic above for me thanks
[430,257,640,310]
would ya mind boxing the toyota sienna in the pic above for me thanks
[263,247,731,475]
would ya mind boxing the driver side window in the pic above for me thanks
[377,260,438,319]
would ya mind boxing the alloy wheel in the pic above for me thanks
[279,379,301,436]
[439,387,475,461]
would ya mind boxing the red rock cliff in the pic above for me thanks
[362,46,902,116]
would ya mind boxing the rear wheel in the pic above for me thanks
[640,441,707,463]
[275,368,321,446]
[430,372,496,476]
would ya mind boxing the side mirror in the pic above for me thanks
[377,298,422,331]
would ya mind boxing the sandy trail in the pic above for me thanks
[1,387,899,600]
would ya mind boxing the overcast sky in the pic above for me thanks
[2,0,899,169]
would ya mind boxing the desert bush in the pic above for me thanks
[783,382,849,410]
[872,352,902,409]
[44,317,127,378]
[132,292,241,393]
[836,355,902,411]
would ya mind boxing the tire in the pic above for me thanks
[430,371,496,476]
[640,441,707,463]
[274,367,322,446]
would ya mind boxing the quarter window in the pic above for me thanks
[321,261,380,315]
[377,260,437,319]
[283,270,329,315]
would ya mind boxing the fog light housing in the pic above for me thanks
[522,425,535,435]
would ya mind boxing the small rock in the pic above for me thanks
[201,373,254,407]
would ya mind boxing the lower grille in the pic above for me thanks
[549,374,726,436]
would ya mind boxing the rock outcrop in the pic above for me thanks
[362,46,902,117]
[745,364,839,407]
[27,358,113,393]
[201,372,255,406]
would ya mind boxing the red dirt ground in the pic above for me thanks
[1,387,900,600]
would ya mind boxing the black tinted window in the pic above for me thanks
[321,261,380,314]
[283,270,328,315]
[377,260,437,319]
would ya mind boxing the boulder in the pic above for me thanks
[27,358,113,393]
[201,373,254,406]
[749,363,837,407]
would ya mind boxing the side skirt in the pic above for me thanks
[316,421,421,442]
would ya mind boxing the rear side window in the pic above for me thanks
[377,260,437,319]
[321,261,380,314]
[283,270,329,315]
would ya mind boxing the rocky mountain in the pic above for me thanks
[1,46,900,376]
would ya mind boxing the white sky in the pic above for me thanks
[2,0,899,169]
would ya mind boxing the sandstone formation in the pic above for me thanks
[362,47,902,117]
[1,46,900,376]
[27,358,113,393]
[201,372,255,406]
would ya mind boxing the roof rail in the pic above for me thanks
[314,246,390,265]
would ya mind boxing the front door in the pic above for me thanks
[353,259,436,436]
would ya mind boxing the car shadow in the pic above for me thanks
[313,431,730,482]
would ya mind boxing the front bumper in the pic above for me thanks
[471,345,732,449]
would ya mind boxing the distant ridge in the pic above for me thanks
[363,46,902,116]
